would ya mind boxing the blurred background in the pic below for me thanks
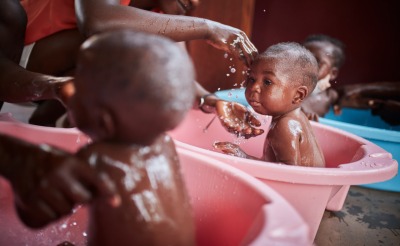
[187,0,400,92]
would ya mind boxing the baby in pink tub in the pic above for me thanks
[0,29,196,245]
[214,42,325,167]
[68,30,196,246]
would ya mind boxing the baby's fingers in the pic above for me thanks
[247,113,262,127]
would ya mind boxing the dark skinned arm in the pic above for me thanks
[74,0,257,67]
[0,133,117,228]
[0,0,74,105]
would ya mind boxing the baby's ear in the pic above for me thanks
[293,85,309,104]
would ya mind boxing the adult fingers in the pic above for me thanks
[236,34,258,67]
[36,180,75,217]
[16,199,58,228]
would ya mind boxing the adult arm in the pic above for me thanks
[335,82,400,109]
[74,0,257,66]
[0,57,74,105]
[0,133,117,228]
[0,0,74,105]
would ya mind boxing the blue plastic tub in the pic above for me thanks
[215,88,400,192]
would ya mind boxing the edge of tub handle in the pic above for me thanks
[339,144,395,170]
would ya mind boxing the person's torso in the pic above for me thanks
[20,0,131,44]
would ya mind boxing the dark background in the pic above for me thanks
[189,0,400,91]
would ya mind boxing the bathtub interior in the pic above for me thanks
[0,116,310,246]
[172,109,365,169]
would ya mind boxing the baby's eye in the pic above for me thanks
[263,80,272,86]
[245,77,255,86]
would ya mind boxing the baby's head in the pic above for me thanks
[303,34,345,92]
[69,30,195,144]
[245,42,318,117]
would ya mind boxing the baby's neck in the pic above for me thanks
[271,107,302,122]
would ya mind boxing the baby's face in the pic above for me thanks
[303,42,335,80]
[245,57,299,116]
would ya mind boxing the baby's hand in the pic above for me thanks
[216,100,264,139]
[213,141,248,158]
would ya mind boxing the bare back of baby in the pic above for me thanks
[77,134,195,246]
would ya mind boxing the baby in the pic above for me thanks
[301,34,346,120]
[214,42,325,167]
[69,30,196,245]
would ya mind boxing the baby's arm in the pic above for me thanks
[268,119,301,165]
[213,141,259,160]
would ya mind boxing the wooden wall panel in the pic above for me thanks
[251,0,400,86]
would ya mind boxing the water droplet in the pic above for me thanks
[230,68,236,73]
[226,73,230,77]
[224,53,228,59]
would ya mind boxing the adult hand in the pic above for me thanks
[206,22,258,67]
[215,100,264,139]
[0,135,118,228]
[52,77,75,107]
[213,141,248,158]
[370,99,400,126]
[334,84,369,109]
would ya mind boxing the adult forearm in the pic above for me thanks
[75,2,211,41]
[0,59,61,103]
[0,133,63,182]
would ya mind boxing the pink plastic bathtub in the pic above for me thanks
[0,113,310,246]
[169,110,398,242]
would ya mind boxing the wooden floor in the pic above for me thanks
[315,186,400,246]
[1,103,399,246]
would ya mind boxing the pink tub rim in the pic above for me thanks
[170,110,398,186]
[0,112,311,246]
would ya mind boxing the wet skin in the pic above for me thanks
[215,54,325,167]
[0,133,117,228]
[67,30,196,245]
[77,135,195,246]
